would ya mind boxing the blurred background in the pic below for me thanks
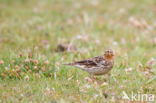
[0,0,155,56]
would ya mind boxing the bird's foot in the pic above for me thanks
[90,75,102,85]
[94,79,102,85]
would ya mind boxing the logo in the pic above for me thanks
[122,91,155,102]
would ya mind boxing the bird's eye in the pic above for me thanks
[108,50,111,54]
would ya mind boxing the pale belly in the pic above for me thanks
[75,64,113,75]
[84,66,113,75]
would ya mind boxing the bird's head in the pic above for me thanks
[104,49,114,61]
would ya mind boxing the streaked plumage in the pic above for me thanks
[64,49,114,84]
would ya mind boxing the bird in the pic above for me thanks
[63,49,114,84]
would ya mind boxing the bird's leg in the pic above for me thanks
[90,74,102,85]
[103,73,111,82]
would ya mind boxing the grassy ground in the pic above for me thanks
[0,0,156,102]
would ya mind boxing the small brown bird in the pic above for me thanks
[64,49,114,84]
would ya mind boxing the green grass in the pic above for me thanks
[0,0,156,102]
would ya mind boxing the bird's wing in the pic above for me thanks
[63,56,106,68]
[73,59,97,68]
[91,56,113,68]
[63,59,97,67]
[90,56,104,63]
[73,56,104,67]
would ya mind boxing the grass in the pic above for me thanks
[0,0,156,102]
